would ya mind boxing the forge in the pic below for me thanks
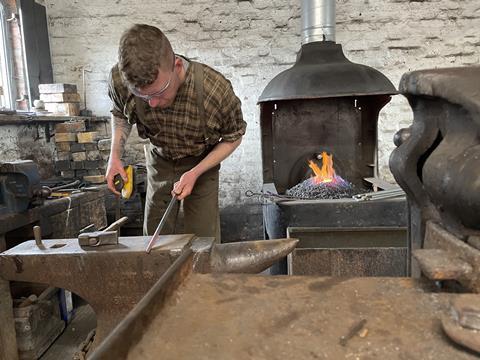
[258,0,407,275]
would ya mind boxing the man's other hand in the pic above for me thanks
[106,157,127,196]
[172,170,199,200]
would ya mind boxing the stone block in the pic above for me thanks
[86,150,100,161]
[90,123,109,137]
[55,152,71,161]
[71,161,84,170]
[100,150,111,161]
[84,143,98,151]
[55,133,77,142]
[84,160,104,170]
[60,170,75,179]
[54,121,86,133]
[38,83,77,94]
[97,139,111,151]
[70,143,85,152]
[40,92,81,103]
[75,169,88,177]
[83,161,97,170]
[77,132,98,144]
[87,169,104,176]
[72,152,87,162]
[54,160,70,171]
[55,142,72,152]
[83,175,106,184]
[45,102,80,116]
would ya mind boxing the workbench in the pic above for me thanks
[0,188,107,252]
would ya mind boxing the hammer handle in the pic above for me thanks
[103,216,129,232]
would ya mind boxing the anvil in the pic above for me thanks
[0,234,297,354]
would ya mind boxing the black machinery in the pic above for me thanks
[0,160,49,215]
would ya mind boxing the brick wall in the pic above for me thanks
[0,118,109,179]
[44,0,480,207]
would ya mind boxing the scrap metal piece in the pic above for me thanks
[413,249,473,281]
[209,238,299,273]
[339,319,367,346]
[442,294,480,354]
[452,295,480,331]
[442,318,480,354]
[424,221,480,292]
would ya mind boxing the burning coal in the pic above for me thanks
[286,152,357,199]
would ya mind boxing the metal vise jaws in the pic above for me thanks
[0,160,47,215]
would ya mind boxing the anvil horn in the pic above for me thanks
[209,238,298,273]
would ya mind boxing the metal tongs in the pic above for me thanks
[353,187,405,201]
[145,195,178,253]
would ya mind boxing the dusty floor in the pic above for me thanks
[127,274,478,360]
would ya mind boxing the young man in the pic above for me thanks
[106,24,246,241]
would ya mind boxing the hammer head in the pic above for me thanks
[78,231,119,247]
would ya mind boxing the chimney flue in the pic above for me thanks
[301,0,336,44]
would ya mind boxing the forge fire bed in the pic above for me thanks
[92,252,476,360]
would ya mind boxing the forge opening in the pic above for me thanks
[286,151,359,199]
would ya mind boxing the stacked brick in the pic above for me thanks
[54,120,111,184]
[39,83,81,116]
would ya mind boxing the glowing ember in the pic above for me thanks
[286,152,357,199]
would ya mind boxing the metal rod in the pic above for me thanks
[146,196,177,253]
[50,180,80,191]
[353,188,405,201]
[33,226,45,249]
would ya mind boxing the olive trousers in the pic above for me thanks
[143,144,221,241]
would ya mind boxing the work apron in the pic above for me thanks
[137,62,221,241]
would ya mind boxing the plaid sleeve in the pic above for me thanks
[108,65,129,120]
[218,81,247,142]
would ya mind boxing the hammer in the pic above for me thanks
[78,216,129,247]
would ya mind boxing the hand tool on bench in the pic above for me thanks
[145,195,178,253]
[78,216,129,247]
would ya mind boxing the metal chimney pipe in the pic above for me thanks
[301,0,336,44]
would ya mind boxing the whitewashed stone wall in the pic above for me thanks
[44,0,480,207]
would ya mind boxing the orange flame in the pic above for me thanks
[308,152,336,184]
